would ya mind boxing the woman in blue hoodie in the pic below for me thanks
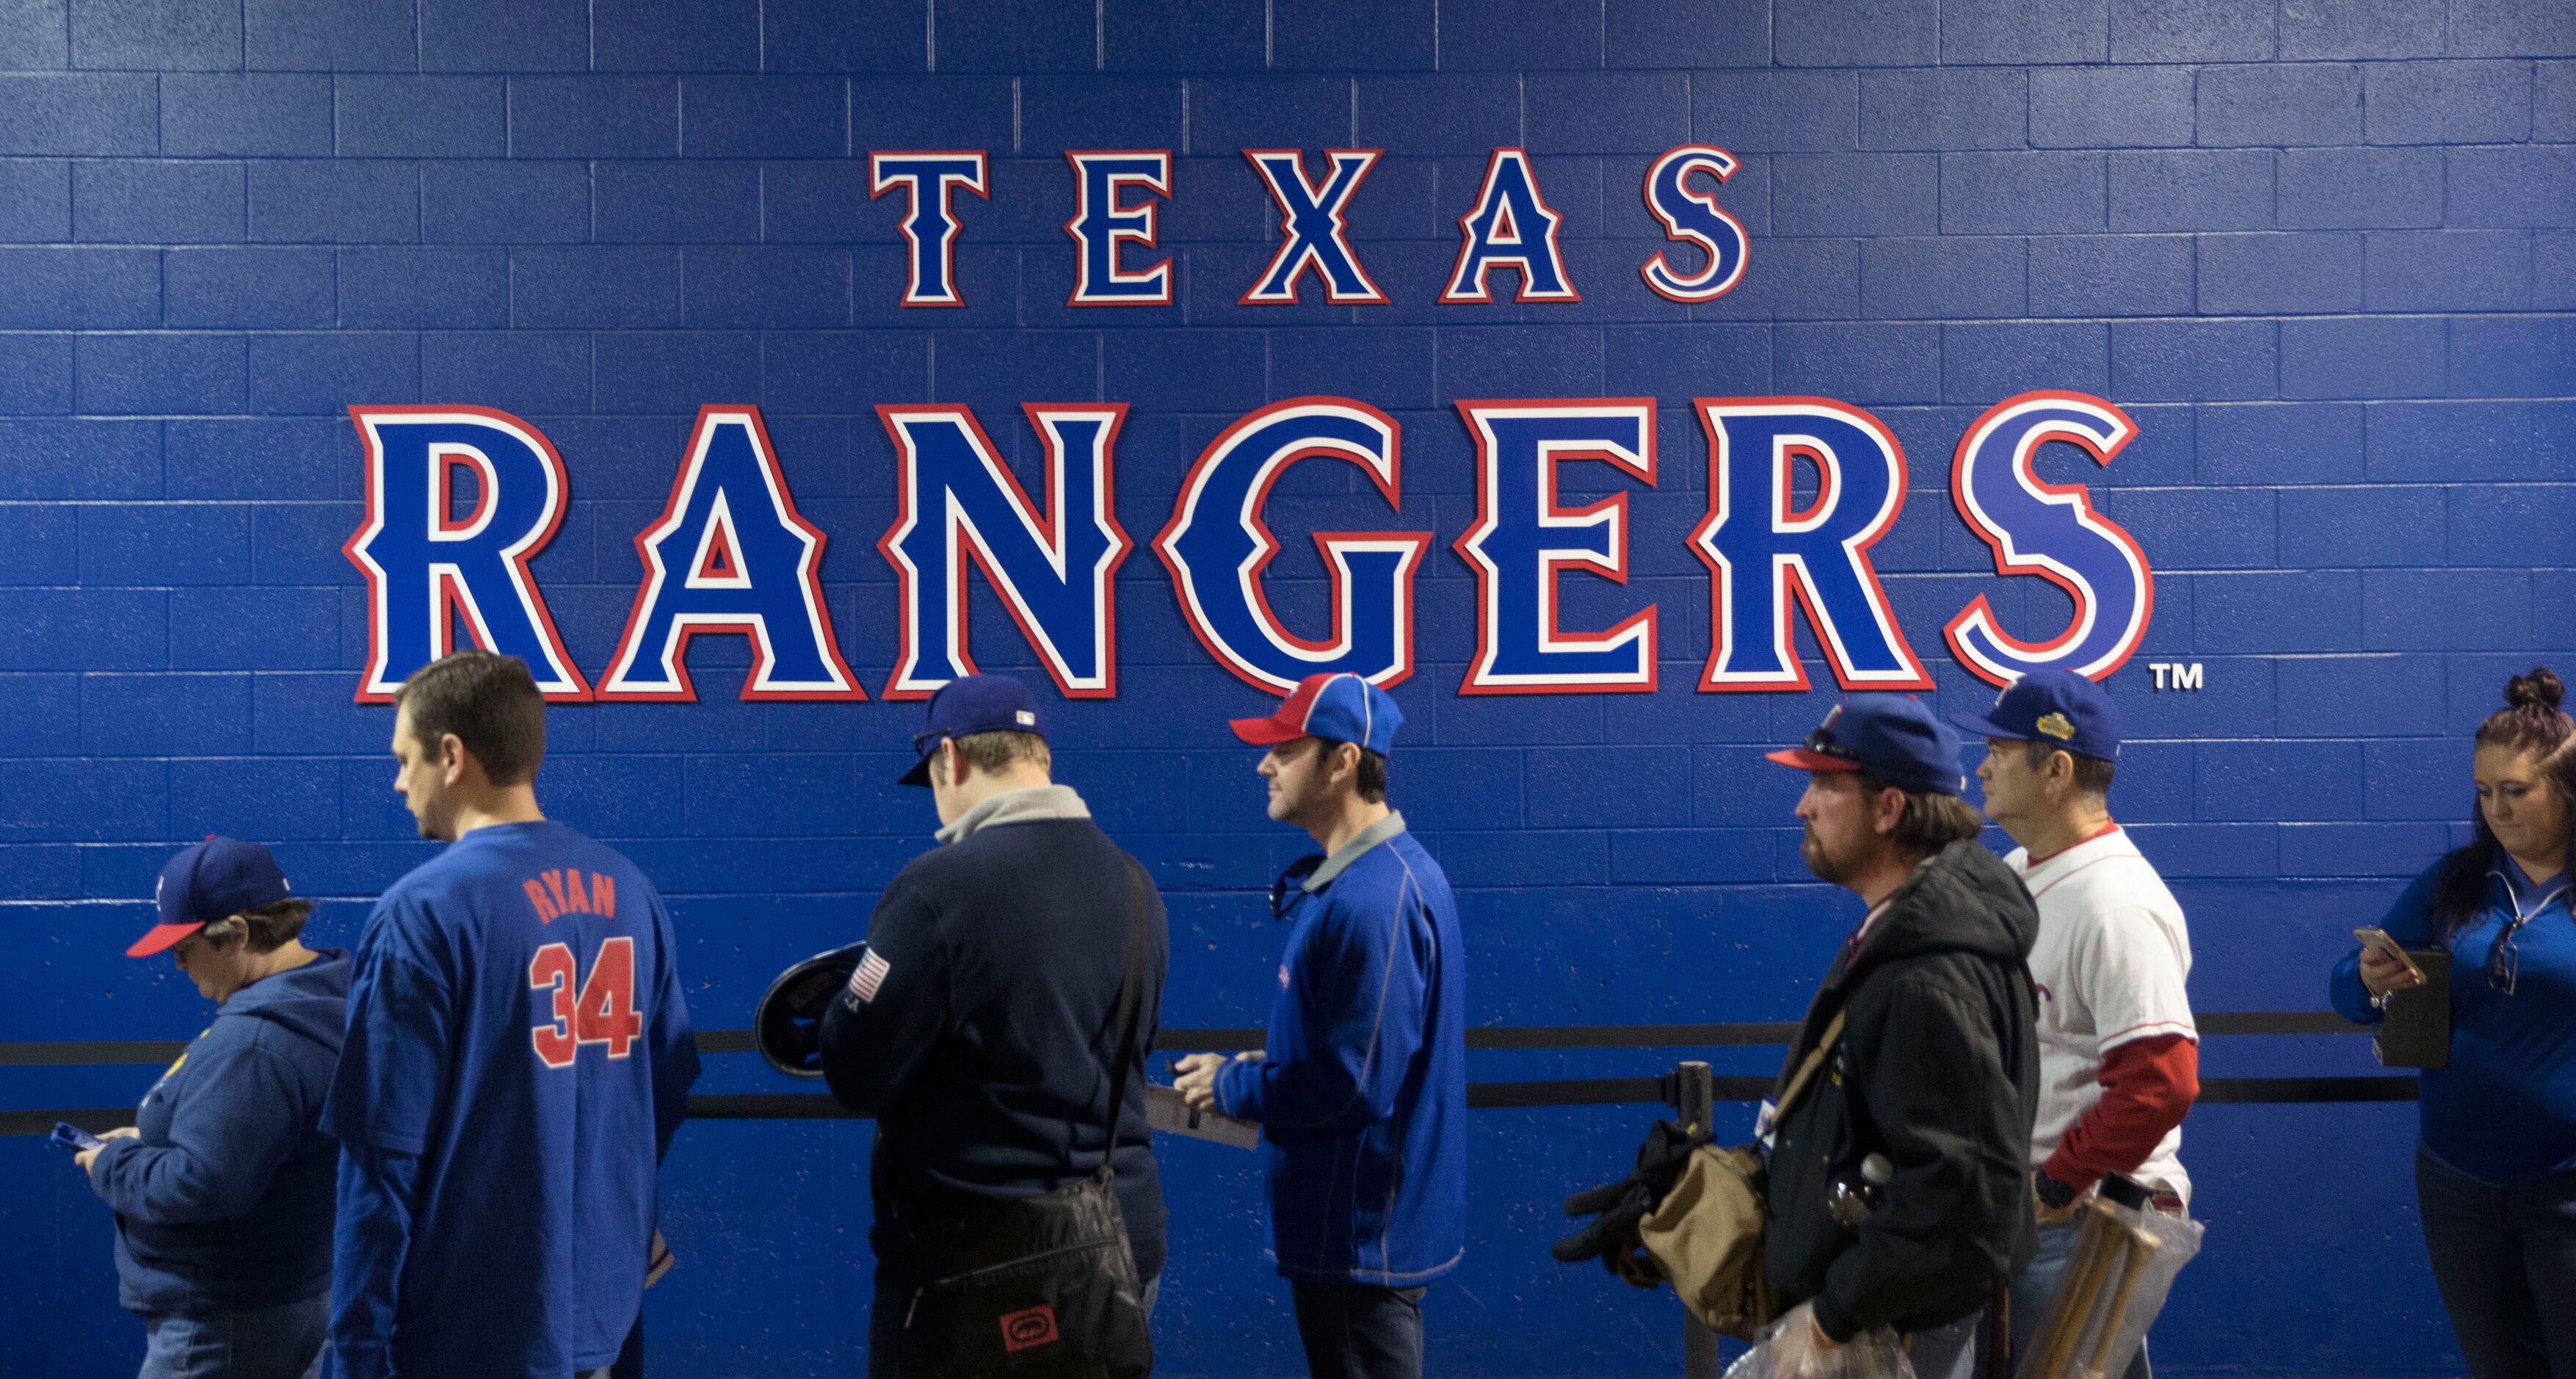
[79,837,352,1379]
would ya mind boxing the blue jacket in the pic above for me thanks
[90,949,350,1315]
[2331,853,2576,1184]
[1214,812,1467,1285]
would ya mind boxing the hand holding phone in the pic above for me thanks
[48,1122,103,1154]
[2355,927,2427,989]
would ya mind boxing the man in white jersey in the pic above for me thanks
[1956,670,2198,1379]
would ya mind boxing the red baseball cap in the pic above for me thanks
[128,837,291,958]
[1228,673,1403,756]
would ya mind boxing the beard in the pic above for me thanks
[1799,825,1854,886]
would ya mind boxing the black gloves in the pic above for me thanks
[1550,1118,1710,1286]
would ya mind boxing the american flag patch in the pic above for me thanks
[848,949,891,1003]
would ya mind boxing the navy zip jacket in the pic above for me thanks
[90,949,350,1315]
[1213,812,1467,1286]
[818,786,1170,1292]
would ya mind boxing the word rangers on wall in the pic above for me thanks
[344,391,2152,706]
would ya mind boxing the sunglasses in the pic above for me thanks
[2486,875,2572,995]
[1802,725,1861,765]
[912,729,951,758]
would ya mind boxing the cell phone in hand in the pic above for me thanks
[48,1122,103,1154]
[2354,927,2426,982]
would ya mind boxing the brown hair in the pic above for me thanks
[394,651,547,786]
[2020,741,2117,798]
[196,897,315,955]
[1309,736,1388,805]
[952,729,1051,778]
[1855,772,1988,862]
[2431,667,2576,938]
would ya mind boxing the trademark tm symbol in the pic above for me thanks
[2149,662,2204,691]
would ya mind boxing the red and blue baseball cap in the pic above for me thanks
[1766,694,1967,797]
[1951,667,2122,761]
[128,836,292,958]
[1229,673,1403,757]
[899,673,1048,786]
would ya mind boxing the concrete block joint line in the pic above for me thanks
[0,0,2572,1372]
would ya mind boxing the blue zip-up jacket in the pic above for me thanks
[1213,812,1467,1285]
[89,949,350,1315]
[2330,853,2576,1184]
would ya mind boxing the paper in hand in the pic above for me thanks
[1147,1084,1259,1149]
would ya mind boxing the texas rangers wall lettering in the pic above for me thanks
[878,403,1133,700]
[595,407,866,702]
[871,151,990,308]
[347,392,2153,702]
[1453,399,1660,695]
[1153,398,1433,692]
[1942,393,2155,687]
[1688,398,1934,694]
[344,405,592,703]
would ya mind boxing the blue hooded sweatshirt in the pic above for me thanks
[1212,813,1468,1286]
[89,949,350,1315]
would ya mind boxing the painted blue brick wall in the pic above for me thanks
[1,0,2570,1375]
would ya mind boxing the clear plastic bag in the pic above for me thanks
[1724,1302,1919,1379]
[2016,1199,2204,1379]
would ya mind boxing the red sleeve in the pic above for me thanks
[2041,1033,2199,1193]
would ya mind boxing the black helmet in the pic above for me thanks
[753,943,867,1079]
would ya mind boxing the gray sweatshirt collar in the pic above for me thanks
[936,783,1092,844]
[1304,810,1408,892]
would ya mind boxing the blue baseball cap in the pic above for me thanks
[1766,694,1968,797]
[899,674,1048,786]
[1951,668,2122,762]
[1229,673,1403,758]
[129,836,292,958]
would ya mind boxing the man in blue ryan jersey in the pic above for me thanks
[324,651,700,1379]
[1173,673,1467,1379]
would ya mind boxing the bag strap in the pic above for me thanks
[1771,1010,1847,1123]
[1090,860,1154,1178]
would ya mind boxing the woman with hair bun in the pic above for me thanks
[2331,667,2576,1379]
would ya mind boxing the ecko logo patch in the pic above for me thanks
[999,1304,1060,1353]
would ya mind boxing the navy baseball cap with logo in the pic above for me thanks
[1766,694,1968,797]
[899,673,1048,786]
[128,836,292,958]
[1229,672,1403,757]
[1951,667,2123,761]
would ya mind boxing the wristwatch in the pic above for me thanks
[2034,1172,2078,1212]
[2370,986,2395,1013]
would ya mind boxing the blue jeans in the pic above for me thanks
[1288,1282,1426,1379]
[137,1296,326,1379]
[2417,1149,2576,1379]
[2009,1216,2156,1379]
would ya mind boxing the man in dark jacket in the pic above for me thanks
[820,674,1169,1378]
[1760,695,2042,1379]
[83,836,349,1378]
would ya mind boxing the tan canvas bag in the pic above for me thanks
[1639,1010,1846,1340]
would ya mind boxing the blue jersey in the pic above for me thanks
[324,820,698,1379]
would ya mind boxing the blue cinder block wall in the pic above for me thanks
[3,0,2572,1373]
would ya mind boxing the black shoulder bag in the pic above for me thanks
[893,862,1157,1379]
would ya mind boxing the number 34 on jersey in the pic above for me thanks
[529,937,645,1069]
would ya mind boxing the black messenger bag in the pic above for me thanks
[893,863,1158,1379]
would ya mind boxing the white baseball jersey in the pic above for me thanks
[2006,825,2196,1203]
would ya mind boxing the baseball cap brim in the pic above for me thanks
[1764,748,1862,773]
[1229,713,1311,746]
[897,746,937,787]
[1949,712,2026,742]
[126,921,205,959]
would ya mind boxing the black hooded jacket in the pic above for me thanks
[1763,840,2042,1341]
